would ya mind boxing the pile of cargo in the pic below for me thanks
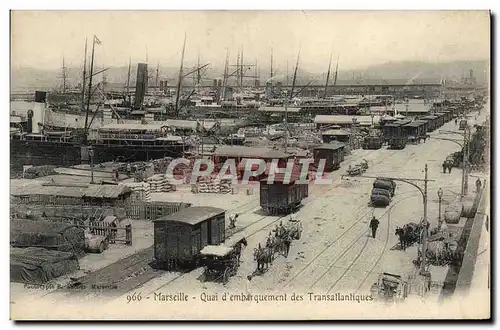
[370,178,396,207]
[23,165,57,179]
[151,157,174,174]
[122,182,151,202]
[194,176,232,194]
[147,174,176,193]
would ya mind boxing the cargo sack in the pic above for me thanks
[371,194,390,207]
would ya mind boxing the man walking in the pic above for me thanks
[369,216,380,239]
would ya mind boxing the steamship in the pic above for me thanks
[10,91,187,174]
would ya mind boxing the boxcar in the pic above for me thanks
[260,173,309,215]
[153,206,226,270]
[382,122,408,150]
[433,112,446,128]
[313,142,346,172]
[419,115,438,132]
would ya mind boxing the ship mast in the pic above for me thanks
[61,55,68,95]
[84,35,100,139]
[80,38,88,112]
[155,60,160,92]
[323,52,333,99]
[270,48,273,86]
[333,54,339,93]
[175,33,187,117]
[221,49,229,102]
[126,58,131,104]
[240,45,244,89]
[285,47,301,154]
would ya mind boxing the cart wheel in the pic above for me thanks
[223,268,231,283]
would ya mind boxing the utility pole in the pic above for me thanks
[421,164,429,275]
[462,126,470,196]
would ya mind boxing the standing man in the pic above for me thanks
[369,216,380,239]
[476,178,482,193]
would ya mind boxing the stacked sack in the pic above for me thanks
[196,175,232,194]
[147,174,175,193]
[370,179,396,207]
[122,182,151,202]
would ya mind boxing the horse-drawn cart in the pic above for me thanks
[199,245,240,284]
[370,272,408,303]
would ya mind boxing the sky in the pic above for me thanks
[10,11,490,73]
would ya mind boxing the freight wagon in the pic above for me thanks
[260,173,309,215]
[153,206,226,270]
[312,142,346,172]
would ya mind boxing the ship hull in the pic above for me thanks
[10,140,186,175]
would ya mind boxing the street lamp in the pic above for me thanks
[437,188,443,230]
[89,146,95,184]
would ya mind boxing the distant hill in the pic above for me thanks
[11,59,489,91]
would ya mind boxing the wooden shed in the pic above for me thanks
[153,206,226,270]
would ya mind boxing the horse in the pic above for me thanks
[442,160,453,174]
[395,227,407,251]
[395,223,422,250]
[232,237,248,264]
[253,244,273,272]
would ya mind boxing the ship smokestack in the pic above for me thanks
[31,91,47,134]
[134,63,148,108]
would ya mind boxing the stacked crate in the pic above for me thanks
[195,176,232,194]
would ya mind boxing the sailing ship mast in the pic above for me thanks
[80,38,88,111]
[221,49,229,102]
[323,53,333,99]
[84,35,101,139]
[285,48,301,153]
[126,58,131,104]
[333,54,339,90]
[174,34,187,117]
[155,61,160,93]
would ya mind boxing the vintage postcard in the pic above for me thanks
[9,10,490,320]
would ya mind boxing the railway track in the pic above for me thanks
[141,148,399,295]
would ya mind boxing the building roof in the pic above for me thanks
[314,141,346,150]
[11,184,87,198]
[83,184,132,199]
[259,106,301,113]
[214,146,289,159]
[322,129,350,136]
[404,122,425,127]
[155,206,226,225]
[314,115,381,125]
